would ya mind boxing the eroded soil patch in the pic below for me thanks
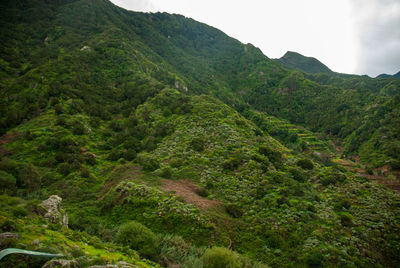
[162,179,220,210]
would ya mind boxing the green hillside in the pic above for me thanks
[275,51,333,74]
[1,0,400,267]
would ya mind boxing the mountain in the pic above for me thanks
[377,71,400,79]
[1,0,400,267]
[275,51,334,74]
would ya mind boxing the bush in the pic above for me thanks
[108,149,122,161]
[305,252,325,267]
[196,187,209,197]
[18,163,41,192]
[225,203,243,218]
[114,221,160,258]
[0,170,16,193]
[202,247,240,268]
[123,149,137,161]
[137,154,160,171]
[160,167,172,178]
[72,121,85,135]
[296,159,314,170]
[191,138,206,152]
[259,146,282,164]
[339,213,353,227]
[319,168,347,186]
[80,167,90,178]
[289,167,307,182]
[365,166,374,175]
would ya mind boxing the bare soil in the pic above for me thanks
[162,179,220,210]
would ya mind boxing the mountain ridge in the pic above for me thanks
[275,51,333,74]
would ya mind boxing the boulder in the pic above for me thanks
[41,195,68,227]
[89,262,136,268]
[0,232,19,246]
[42,259,79,268]
[31,238,40,246]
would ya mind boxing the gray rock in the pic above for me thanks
[89,264,119,268]
[88,262,136,268]
[41,195,68,227]
[31,238,40,246]
[42,259,79,268]
[116,261,136,268]
[0,232,19,243]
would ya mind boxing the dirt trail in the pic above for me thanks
[162,179,220,210]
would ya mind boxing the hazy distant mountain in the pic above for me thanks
[275,51,333,74]
[376,71,400,79]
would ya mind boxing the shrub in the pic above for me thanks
[259,146,282,164]
[289,167,307,182]
[160,167,172,178]
[305,252,325,267]
[108,149,122,161]
[365,166,374,175]
[80,167,90,178]
[334,198,351,211]
[72,121,85,135]
[123,149,137,161]
[339,213,353,227]
[191,138,206,152]
[114,221,160,259]
[296,159,314,170]
[137,154,160,171]
[319,168,347,186]
[18,163,41,192]
[265,230,283,249]
[196,187,209,197]
[202,247,240,268]
[225,203,243,218]
[0,170,16,193]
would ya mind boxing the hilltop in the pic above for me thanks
[275,51,333,74]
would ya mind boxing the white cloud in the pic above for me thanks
[350,0,400,76]
[110,0,157,12]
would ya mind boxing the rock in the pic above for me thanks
[31,238,40,246]
[88,261,136,268]
[42,259,79,268]
[0,232,18,244]
[80,46,91,51]
[89,264,119,268]
[41,195,68,227]
[116,261,136,268]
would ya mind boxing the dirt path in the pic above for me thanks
[162,179,220,210]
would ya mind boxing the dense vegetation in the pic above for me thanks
[275,51,333,74]
[1,0,400,267]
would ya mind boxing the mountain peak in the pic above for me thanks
[276,51,333,74]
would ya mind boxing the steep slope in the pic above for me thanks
[1,0,400,267]
[1,0,399,170]
[275,51,334,74]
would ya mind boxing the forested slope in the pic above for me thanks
[1,0,400,267]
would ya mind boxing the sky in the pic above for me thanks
[110,0,400,77]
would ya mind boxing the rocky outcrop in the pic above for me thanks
[41,195,68,227]
[0,232,18,246]
[89,262,136,268]
[42,259,79,268]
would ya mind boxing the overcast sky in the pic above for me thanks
[110,0,400,77]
